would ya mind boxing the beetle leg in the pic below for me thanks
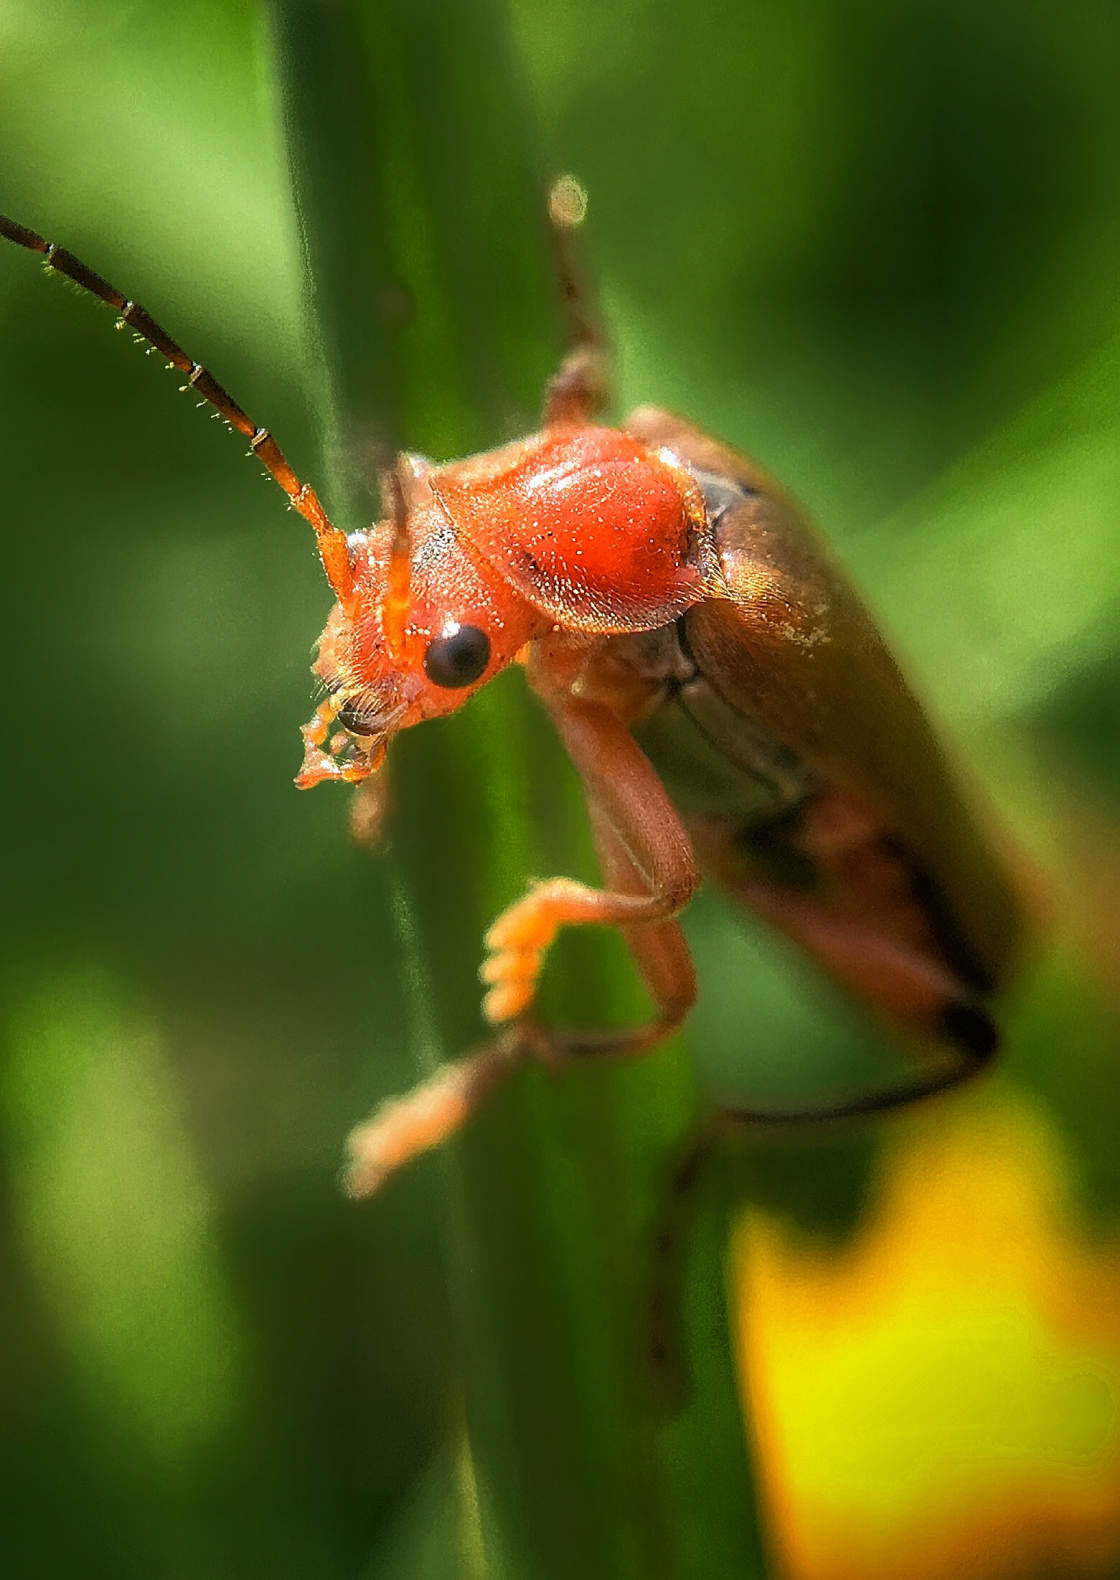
[344,1028,530,1199]
[740,878,999,1060]
[644,964,999,1407]
[478,797,697,1054]
[542,345,610,429]
[643,900,998,1343]
[541,176,611,428]
[549,795,698,1058]
[347,758,393,849]
[343,708,699,1200]
[481,699,700,1025]
[343,939,692,1201]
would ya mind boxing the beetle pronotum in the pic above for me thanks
[0,188,1025,1201]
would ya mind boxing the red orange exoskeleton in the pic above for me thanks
[0,187,1026,1200]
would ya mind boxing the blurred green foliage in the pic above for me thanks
[0,2,1118,1577]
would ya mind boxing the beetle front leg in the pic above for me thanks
[344,703,700,1199]
[481,698,700,1026]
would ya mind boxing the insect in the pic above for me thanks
[0,191,1025,1200]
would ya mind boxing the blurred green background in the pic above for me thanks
[1,3,1118,1577]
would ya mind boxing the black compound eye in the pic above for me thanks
[423,624,491,689]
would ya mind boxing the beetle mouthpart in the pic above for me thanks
[295,728,387,790]
[294,696,396,789]
[335,699,390,736]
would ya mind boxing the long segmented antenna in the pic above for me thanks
[0,212,355,607]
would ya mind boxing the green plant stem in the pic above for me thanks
[264,2,769,1574]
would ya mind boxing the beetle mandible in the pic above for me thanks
[0,186,1025,1196]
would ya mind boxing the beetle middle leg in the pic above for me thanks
[482,698,700,1026]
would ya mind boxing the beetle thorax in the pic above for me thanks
[429,426,721,632]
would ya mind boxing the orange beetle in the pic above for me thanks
[0,195,1026,1198]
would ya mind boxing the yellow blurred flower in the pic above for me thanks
[733,1094,1120,1580]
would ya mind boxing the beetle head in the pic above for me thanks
[296,459,546,788]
